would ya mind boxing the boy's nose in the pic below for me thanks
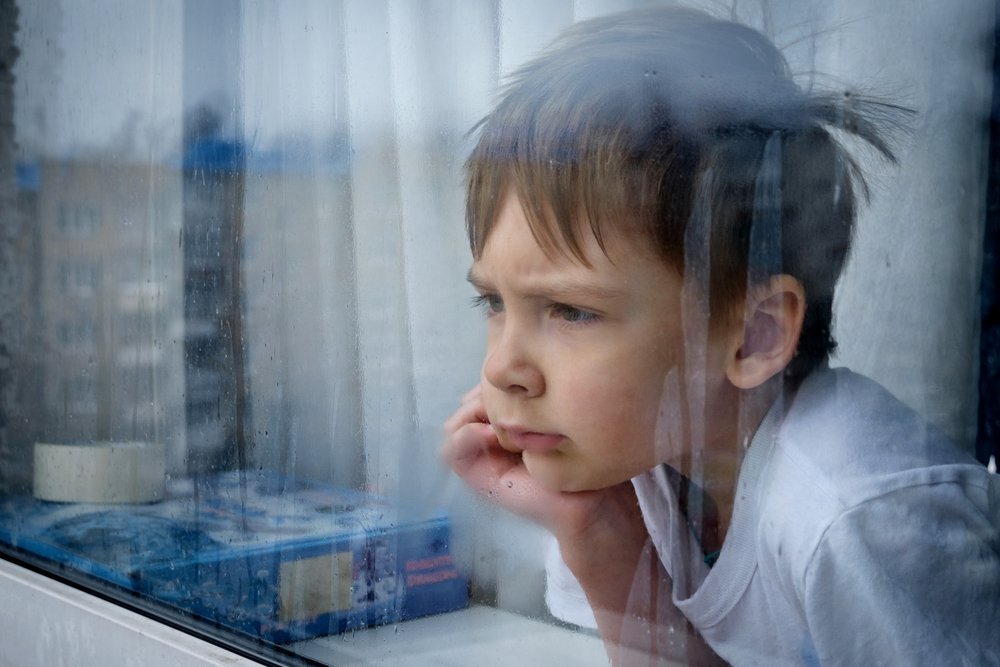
[483,331,544,397]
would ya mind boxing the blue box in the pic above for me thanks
[0,472,468,642]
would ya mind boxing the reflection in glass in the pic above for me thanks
[0,1,996,665]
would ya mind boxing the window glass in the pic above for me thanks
[1,1,996,665]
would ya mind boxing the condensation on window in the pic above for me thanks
[0,1,996,666]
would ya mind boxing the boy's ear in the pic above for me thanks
[725,275,806,390]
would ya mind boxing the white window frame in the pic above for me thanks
[0,558,263,667]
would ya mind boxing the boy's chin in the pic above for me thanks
[522,452,626,494]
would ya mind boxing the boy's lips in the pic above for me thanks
[497,425,565,453]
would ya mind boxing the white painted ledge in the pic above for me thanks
[0,558,262,667]
[291,605,609,667]
[0,557,610,667]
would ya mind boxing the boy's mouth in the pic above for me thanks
[496,425,565,453]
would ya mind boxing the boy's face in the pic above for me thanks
[469,192,735,492]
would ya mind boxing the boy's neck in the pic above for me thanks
[682,377,787,561]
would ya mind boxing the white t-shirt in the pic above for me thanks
[548,367,1000,665]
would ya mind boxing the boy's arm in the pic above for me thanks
[555,485,723,666]
[441,387,722,665]
[803,481,1000,665]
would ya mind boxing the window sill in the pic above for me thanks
[292,604,607,666]
[0,558,262,667]
[0,556,608,666]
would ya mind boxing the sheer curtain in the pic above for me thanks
[4,0,991,629]
[235,0,493,493]
[234,0,992,616]
[235,0,992,485]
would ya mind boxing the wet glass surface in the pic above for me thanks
[0,1,996,665]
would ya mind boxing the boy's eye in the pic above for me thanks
[472,293,504,315]
[550,303,599,324]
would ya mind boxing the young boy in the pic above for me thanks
[441,7,999,665]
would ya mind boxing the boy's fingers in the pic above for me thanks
[441,421,588,530]
[460,384,482,405]
[490,466,549,519]
[439,421,497,468]
[439,423,541,511]
[443,392,489,434]
[440,393,573,527]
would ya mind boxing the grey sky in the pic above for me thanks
[14,0,184,159]
[13,0,364,161]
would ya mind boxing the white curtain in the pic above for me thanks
[231,0,991,615]
[13,0,988,616]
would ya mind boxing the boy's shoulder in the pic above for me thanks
[755,365,997,561]
[748,368,1000,664]
[777,366,981,479]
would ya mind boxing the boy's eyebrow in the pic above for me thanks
[466,268,490,291]
[466,268,626,301]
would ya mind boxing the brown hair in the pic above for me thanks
[465,7,907,383]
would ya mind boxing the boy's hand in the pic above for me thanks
[441,385,725,666]
[440,384,637,544]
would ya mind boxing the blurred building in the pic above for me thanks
[15,157,186,469]
[11,133,365,484]
[181,137,245,471]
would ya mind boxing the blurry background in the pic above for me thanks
[1,0,994,621]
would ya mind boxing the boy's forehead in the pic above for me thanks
[482,188,665,270]
[476,194,593,269]
[472,191,677,288]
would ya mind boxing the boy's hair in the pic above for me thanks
[465,7,906,383]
